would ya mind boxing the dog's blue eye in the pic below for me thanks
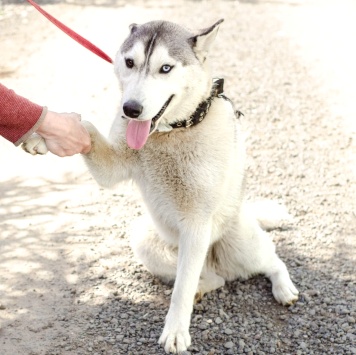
[160,65,172,74]
[125,58,134,69]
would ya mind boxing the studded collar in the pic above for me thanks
[157,78,242,134]
[171,77,225,130]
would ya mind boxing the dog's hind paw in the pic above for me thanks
[195,272,225,304]
[22,133,48,155]
[272,278,299,306]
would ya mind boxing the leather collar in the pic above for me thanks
[170,77,243,130]
[154,78,243,133]
[170,77,225,129]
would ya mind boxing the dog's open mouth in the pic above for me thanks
[150,95,174,134]
[126,95,173,150]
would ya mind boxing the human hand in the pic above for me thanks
[36,111,91,157]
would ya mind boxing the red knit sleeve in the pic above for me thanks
[0,83,47,146]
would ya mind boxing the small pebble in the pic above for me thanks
[224,341,234,349]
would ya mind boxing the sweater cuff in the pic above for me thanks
[14,106,48,146]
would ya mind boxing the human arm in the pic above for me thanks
[0,83,91,156]
[0,83,46,145]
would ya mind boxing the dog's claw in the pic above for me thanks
[159,330,191,354]
[272,280,299,306]
[159,309,191,354]
[194,291,203,304]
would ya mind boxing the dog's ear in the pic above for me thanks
[189,19,224,62]
[129,23,139,34]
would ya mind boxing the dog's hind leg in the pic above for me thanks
[130,216,177,284]
[263,255,299,305]
[244,203,299,305]
[214,203,299,306]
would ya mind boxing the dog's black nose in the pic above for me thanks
[123,100,143,118]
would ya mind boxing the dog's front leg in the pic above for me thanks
[81,121,133,187]
[159,220,212,354]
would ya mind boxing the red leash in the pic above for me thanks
[27,0,113,64]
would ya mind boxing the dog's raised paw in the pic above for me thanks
[22,133,48,155]
[81,120,97,137]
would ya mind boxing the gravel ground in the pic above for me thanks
[0,1,355,354]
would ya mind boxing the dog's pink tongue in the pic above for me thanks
[126,119,152,150]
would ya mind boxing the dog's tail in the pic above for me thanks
[245,200,293,231]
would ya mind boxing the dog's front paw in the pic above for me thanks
[22,133,48,155]
[80,120,99,155]
[159,327,191,354]
[158,312,191,354]
[81,120,97,138]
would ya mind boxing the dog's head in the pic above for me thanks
[115,19,223,150]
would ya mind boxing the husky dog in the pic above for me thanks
[23,19,298,354]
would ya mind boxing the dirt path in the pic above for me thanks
[0,1,355,354]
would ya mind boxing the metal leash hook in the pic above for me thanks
[26,0,113,64]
